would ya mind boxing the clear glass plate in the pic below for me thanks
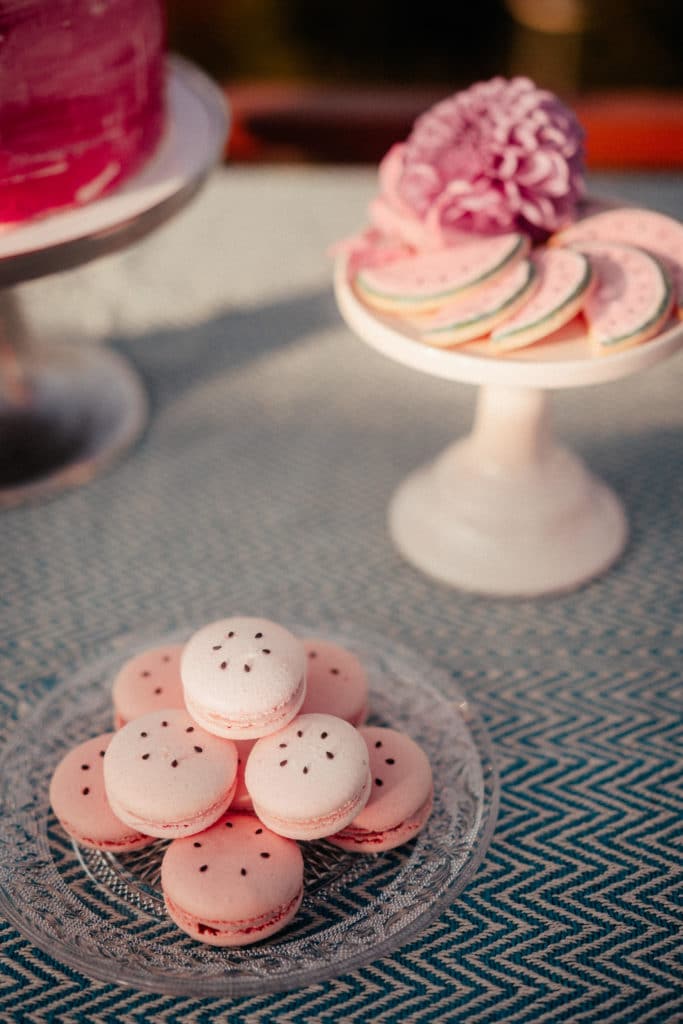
[0,623,499,996]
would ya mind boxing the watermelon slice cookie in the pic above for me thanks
[553,208,683,318]
[414,258,538,347]
[575,241,674,355]
[354,233,528,314]
[488,247,593,353]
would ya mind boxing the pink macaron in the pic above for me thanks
[327,726,433,853]
[244,713,371,840]
[161,811,304,946]
[103,709,238,839]
[49,733,155,852]
[180,617,307,739]
[112,644,186,729]
[299,639,369,726]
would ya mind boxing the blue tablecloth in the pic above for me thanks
[1,168,681,1022]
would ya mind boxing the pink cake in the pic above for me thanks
[0,0,166,224]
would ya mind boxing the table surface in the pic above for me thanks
[2,167,682,1023]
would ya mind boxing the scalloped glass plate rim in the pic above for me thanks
[0,621,499,996]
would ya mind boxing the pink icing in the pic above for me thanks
[0,0,166,223]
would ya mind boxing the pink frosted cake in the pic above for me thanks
[0,0,166,224]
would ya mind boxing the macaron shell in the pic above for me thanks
[232,738,256,812]
[103,709,238,839]
[328,727,433,852]
[112,644,186,727]
[299,639,369,725]
[245,713,371,840]
[181,617,306,738]
[329,791,433,853]
[161,812,304,946]
[49,733,155,851]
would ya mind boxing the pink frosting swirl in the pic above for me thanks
[371,76,585,246]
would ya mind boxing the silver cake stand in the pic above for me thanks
[0,56,229,507]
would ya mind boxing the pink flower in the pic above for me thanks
[371,76,585,246]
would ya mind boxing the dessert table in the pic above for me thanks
[1,165,681,1022]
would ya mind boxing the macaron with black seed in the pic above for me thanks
[103,709,238,839]
[244,713,371,840]
[161,812,304,946]
[299,639,369,726]
[112,644,186,729]
[180,617,307,739]
[49,733,155,851]
[327,726,433,852]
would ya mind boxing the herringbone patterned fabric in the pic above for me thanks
[1,169,681,1023]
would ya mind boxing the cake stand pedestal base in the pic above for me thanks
[0,293,147,507]
[388,384,628,597]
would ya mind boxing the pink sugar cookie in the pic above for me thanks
[299,639,369,726]
[103,709,238,839]
[112,644,186,729]
[232,739,256,812]
[245,713,371,841]
[328,726,433,852]
[162,811,304,946]
[181,617,306,739]
[49,733,154,852]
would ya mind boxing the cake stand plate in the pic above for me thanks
[0,56,229,507]
[334,256,683,597]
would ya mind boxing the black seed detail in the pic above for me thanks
[221,661,227,670]
[154,687,162,694]
[81,764,89,770]
[162,655,171,662]
[280,760,288,767]
[244,664,251,672]
[212,645,222,650]
[321,732,328,739]
[199,864,208,872]
[375,778,384,786]
[141,671,151,677]
[193,841,201,847]
[262,649,271,654]
[326,752,334,759]
[241,868,247,876]
[308,651,317,658]
[255,828,263,834]
[228,631,235,638]
[162,721,168,727]
[303,766,309,774]
[375,741,382,748]
[386,758,395,765]
[330,668,339,675]
[255,632,263,638]
[142,753,150,760]
[171,759,178,767]
[279,743,287,748]
[140,731,148,738]
[186,726,194,733]
[194,746,203,753]
[260,852,270,858]
[297,730,303,738]
[225,821,233,827]
[82,787,90,795]
[99,750,105,757]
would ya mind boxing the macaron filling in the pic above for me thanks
[184,674,305,736]
[108,779,236,839]
[252,770,372,839]
[164,886,303,944]
[331,790,433,849]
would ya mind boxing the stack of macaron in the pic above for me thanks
[49,616,433,947]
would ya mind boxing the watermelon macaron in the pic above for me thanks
[162,812,304,946]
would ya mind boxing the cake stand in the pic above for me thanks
[0,56,229,507]
[335,256,683,597]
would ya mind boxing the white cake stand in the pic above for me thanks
[335,256,683,597]
[0,56,229,507]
